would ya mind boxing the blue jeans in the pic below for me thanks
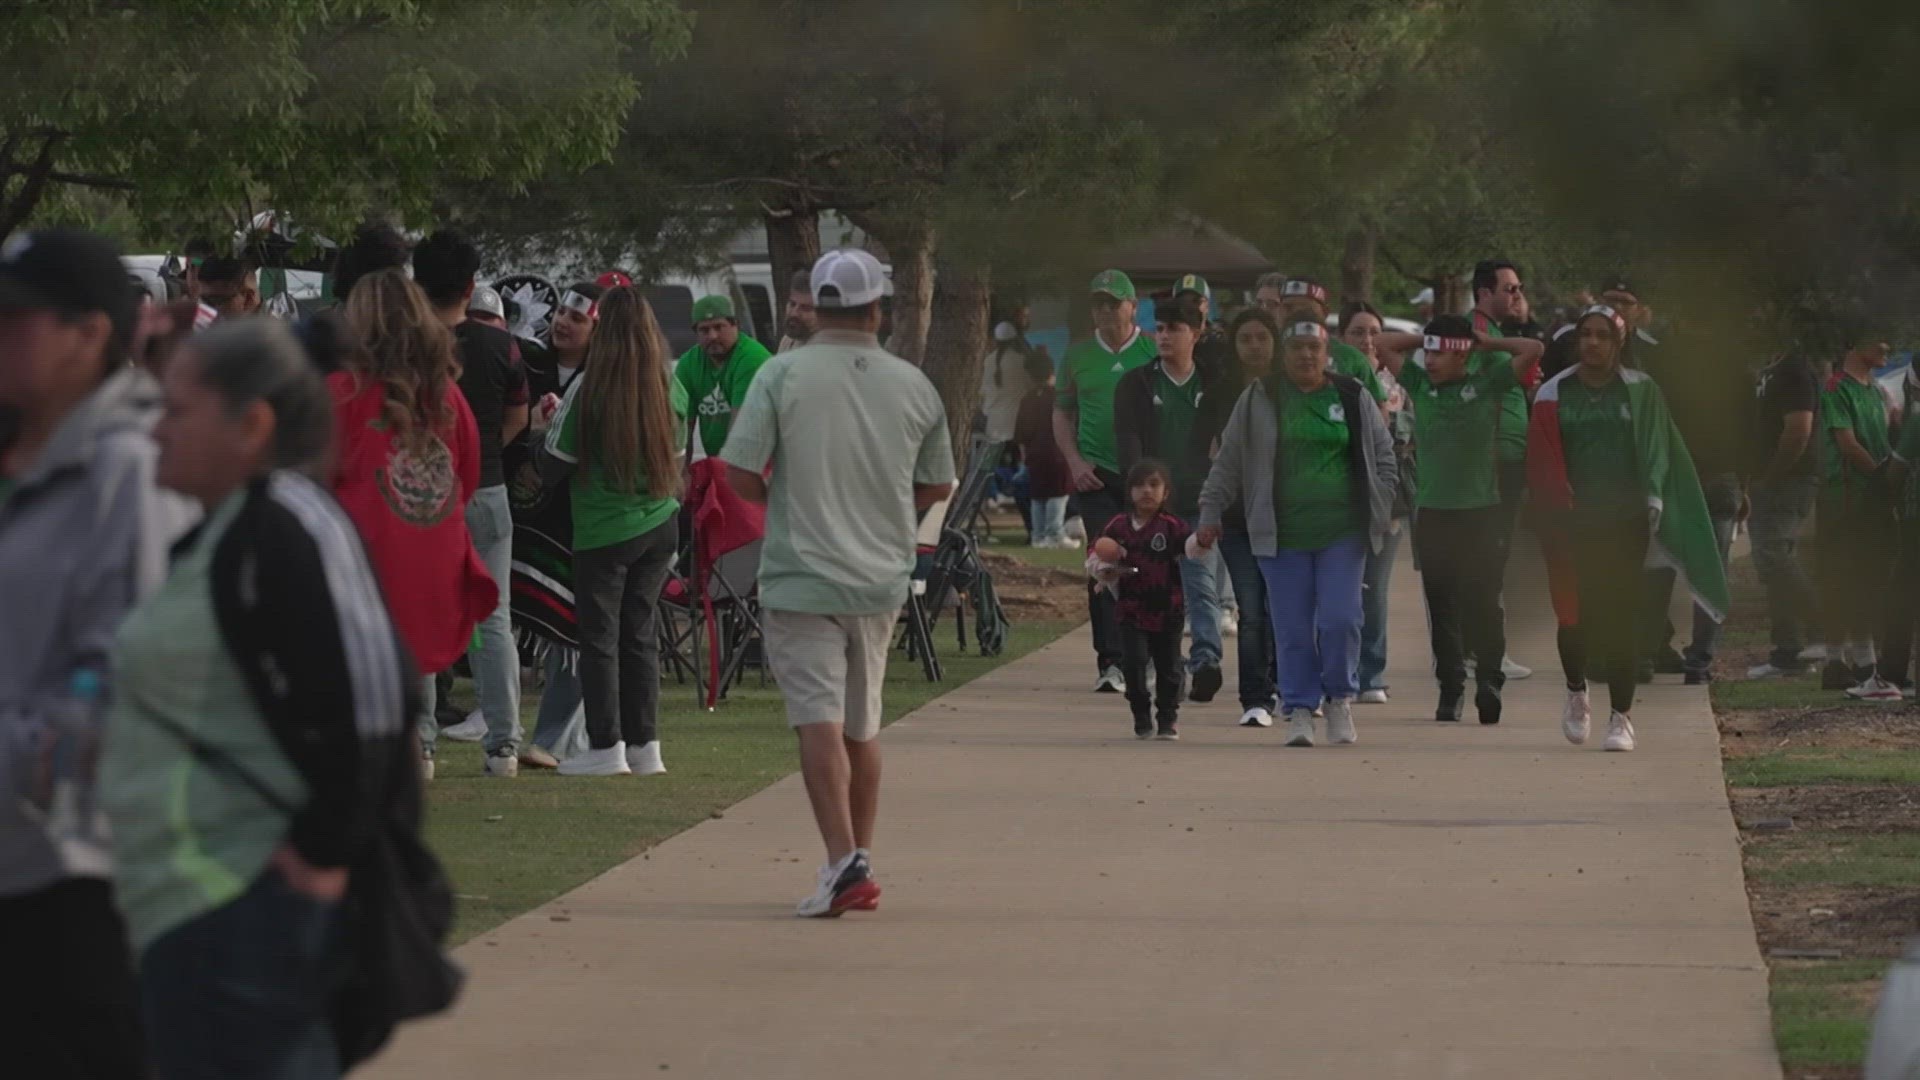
[532,649,590,759]
[1260,536,1368,712]
[1357,525,1403,691]
[1747,475,1819,664]
[1180,552,1223,671]
[465,485,522,754]
[140,869,344,1080]
[1029,496,1069,545]
[1219,528,1276,709]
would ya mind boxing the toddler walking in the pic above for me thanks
[1089,460,1192,740]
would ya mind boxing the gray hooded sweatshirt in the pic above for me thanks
[0,367,193,897]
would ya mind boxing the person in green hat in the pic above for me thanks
[1056,269,1158,692]
[675,294,773,457]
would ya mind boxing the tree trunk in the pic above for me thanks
[763,203,819,311]
[922,262,992,467]
[1340,226,1376,309]
[881,221,936,363]
[1435,275,1469,316]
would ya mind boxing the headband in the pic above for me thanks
[559,290,599,320]
[1580,303,1627,337]
[1282,321,1328,341]
[1282,279,1328,303]
[193,302,219,330]
[1423,334,1475,354]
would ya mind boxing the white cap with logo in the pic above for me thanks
[467,284,506,321]
[811,248,891,309]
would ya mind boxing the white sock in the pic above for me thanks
[1851,642,1878,670]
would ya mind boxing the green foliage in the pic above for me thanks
[1,0,693,244]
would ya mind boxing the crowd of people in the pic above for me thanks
[1,214,1913,1075]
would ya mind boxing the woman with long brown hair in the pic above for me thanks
[332,268,496,781]
[543,286,688,777]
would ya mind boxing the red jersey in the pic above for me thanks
[327,371,496,674]
[1101,511,1192,632]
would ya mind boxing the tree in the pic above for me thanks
[0,0,692,244]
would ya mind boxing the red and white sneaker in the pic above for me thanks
[796,851,881,918]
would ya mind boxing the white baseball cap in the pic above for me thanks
[811,248,891,309]
[467,284,506,321]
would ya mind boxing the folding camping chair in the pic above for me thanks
[902,435,1011,675]
[658,559,705,701]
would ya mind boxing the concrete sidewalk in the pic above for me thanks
[366,547,1779,1079]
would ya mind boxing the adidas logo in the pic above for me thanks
[1111,361,1124,372]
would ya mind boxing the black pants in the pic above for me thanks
[576,520,677,750]
[1877,523,1920,685]
[1415,506,1508,695]
[1078,469,1126,672]
[1641,566,1678,663]
[1818,495,1897,658]
[1556,512,1650,715]
[0,878,146,1079]
[1120,624,1183,729]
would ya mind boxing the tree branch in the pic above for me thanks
[0,166,134,191]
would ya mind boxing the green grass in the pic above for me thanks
[1747,831,1920,888]
[1771,961,1886,1068]
[977,534,1089,574]
[428,619,1076,943]
[1711,674,1848,711]
[1728,749,1920,788]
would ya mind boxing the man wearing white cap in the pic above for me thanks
[723,249,956,918]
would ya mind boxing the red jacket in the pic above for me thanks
[327,371,496,675]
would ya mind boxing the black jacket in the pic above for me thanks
[1114,356,1228,488]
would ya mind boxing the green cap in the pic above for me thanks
[691,294,736,324]
[1088,269,1137,302]
[1173,273,1211,301]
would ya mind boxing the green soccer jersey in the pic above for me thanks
[1399,355,1520,509]
[1274,382,1359,550]
[553,377,689,552]
[1329,340,1388,403]
[1557,376,1641,512]
[1821,374,1892,494]
[1153,365,1204,515]
[1060,330,1157,473]
[675,336,773,456]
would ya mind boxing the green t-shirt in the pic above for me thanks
[1153,365,1204,516]
[1399,355,1520,509]
[675,335,772,457]
[1557,376,1642,512]
[1060,330,1157,472]
[552,377,689,552]
[1821,374,1892,494]
[1274,382,1358,550]
[1329,340,1388,403]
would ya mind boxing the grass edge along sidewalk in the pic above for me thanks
[429,614,1078,944]
[1713,560,1920,1079]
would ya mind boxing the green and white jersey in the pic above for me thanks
[1059,330,1157,473]
[675,336,773,457]
[1399,355,1520,510]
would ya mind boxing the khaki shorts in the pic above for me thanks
[763,609,898,742]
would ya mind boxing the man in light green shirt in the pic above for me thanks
[722,248,954,919]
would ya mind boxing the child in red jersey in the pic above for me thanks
[1089,460,1193,740]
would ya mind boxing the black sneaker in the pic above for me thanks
[1436,688,1464,723]
[1188,663,1223,703]
[1474,685,1503,725]
[1821,660,1855,691]
[1154,724,1180,741]
[1133,716,1153,740]
[1637,661,1655,685]
[1684,667,1713,686]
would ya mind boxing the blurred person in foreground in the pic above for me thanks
[413,232,543,774]
[105,318,418,1080]
[722,249,954,917]
[1528,305,1727,753]
[332,269,496,782]
[0,228,177,1078]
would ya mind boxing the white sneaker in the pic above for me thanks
[1746,661,1803,679]
[794,851,878,918]
[1095,666,1126,694]
[558,742,633,776]
[1562,689,1592,745]
[421,752,435,783]
[442,711,487,742]
[1501,657,1533,681]
[1357,688,1389,705]
[1284,709,1316,747]
[1324,699,1357,745]
[484,748,519,778]
[1603,712,1636,752]
[627,740,667,775]
[1799,644,1828,662]
[1239,706,1274,728]
[1219,609,1239,637]
[1847,676,1907,703]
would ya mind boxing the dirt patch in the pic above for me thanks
[980,552,1086,623]
[1748,883,1920,961]
[1720,705,1920,756]
[1733,785,1920,833]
